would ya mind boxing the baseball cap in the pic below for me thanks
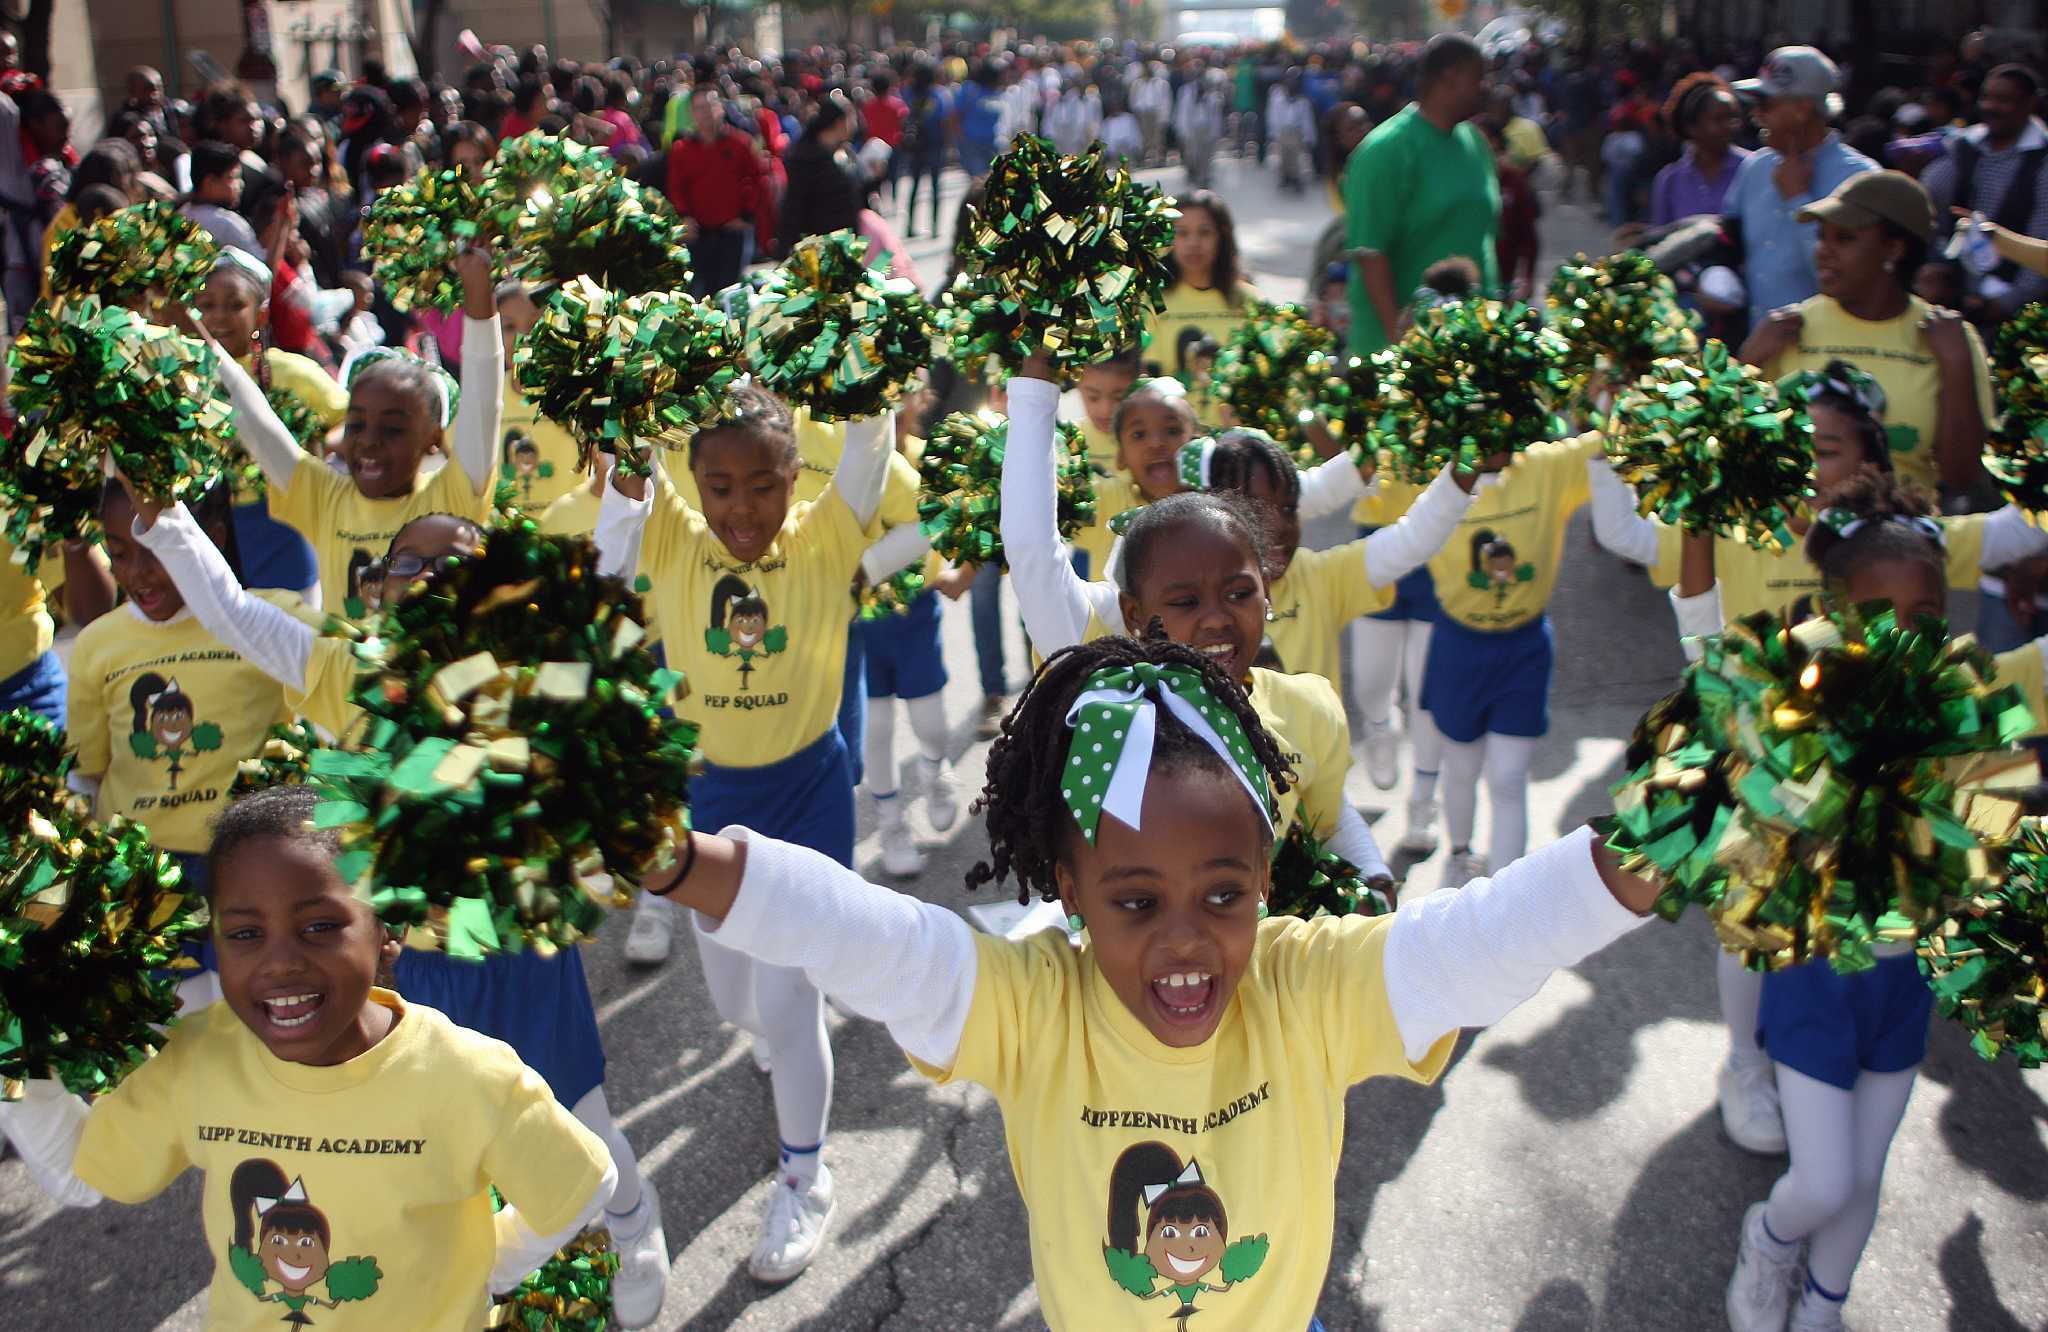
[1733,46,1844,118]
[1796,169,1937,241]
[311,69,345,91]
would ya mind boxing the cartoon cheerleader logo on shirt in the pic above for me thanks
[1465,529,1535,606]
[1101,1142,1269,1323]
[227,1159,382,1325]
[704,573,786,691]
[500,429,551,502]
[127,673,222,791]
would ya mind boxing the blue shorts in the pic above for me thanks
[863,591,948,700]
[697,725,856,868]
[0,649,66,727]
[233,497,319,595]
[1758,952,1933,1090]
[838,620,867,788]
[1366,563,1441,623]
[394,941,607,1107]
[1419,614,1554,743]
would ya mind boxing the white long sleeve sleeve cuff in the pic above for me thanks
[859,521,933,585]
[0,1078,101,1208]
[217,348,306,490]
[1669,583,1723,661]
[702,828,980,1070]
[832,413,894,529]
[1383,826,1649,1062]
[134,504,315,689]
[452,314,504,494]
[1363,466,1473,586]
[1001,376,1106,655]
[594,474,654,581]
[1297,453,1371,522]
[489,1159,616,1295]
[1977,504,2048,571]
[1585,455,1662,567]
[1326,801,1392,883]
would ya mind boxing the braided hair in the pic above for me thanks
[1204,428,1301,507]
[1804,470,1944,599]
[967,634,1294,904]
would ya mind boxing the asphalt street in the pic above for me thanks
[2,153,2044,1331]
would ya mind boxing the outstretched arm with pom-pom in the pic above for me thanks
[999,365,1121,656]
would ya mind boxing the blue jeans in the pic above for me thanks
[970,562,1006,697]
[0,649,65,727]
[837,619,867,787]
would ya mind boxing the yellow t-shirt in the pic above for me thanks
[1394,433,1600,632]
[537,483,600,538]
[270,453,488,613]
[1647,511,1993,624]
[74,991,609,1332]
[1758,295,1995,497]
[637,473,871,768]
[1993,642,2047,740]
[1077,415,1119,475]
[1074,473,1144,579]
[499,374,588,512]
[913,920,1453,1331]
[1248,665,1356,843]
[0,539,55,681]
[261,349,350,431]
[67,602,307,853]
[1265,540,1398,687]
[1142,280,1261,389]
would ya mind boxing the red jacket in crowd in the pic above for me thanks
[665,128,766,229]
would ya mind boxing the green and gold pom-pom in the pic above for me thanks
[484,132,621,234]
[513,276,740,474]
[1601,605,2036,974]
[1605,340,1814,547]
[918,410,1095,566]
[1918,818,2048,1066]
[858,566,930,619]
[1546,250,1698,393]
[3,297,234,562]
[936,135,1176,383]
[1208,301,1338,454]
[1356,299,1571,484]
[1982,302,2048,518]
[308,521,697,955]
[0,808,206,1098]
[363,167,494,313]
[744,229,932,422]
[1267,824,1389,919]
[47,201,219,309]
[1312,351,1390,449]
[507,173,693,298]
[0,708,75,828]
[229,721,327,798]
[487,1190,619,1332]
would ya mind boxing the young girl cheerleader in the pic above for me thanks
[1145,191,1260,413]
[222,247,500,614]
[495,279,591,514]
[1066,345,1143,480]
[593,380,894,1283]
[1000,362,1476,890]
[194,247,345,602]
[630,631,1663,1330]
[1586,365,2048,1159]
[1721,473,1977,1332]
[0,783,617,1328]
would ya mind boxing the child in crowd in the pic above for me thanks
[494,278,589,513]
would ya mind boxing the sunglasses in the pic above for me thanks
[355,553,437,609]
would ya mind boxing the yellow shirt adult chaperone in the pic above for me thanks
[1389,432,1601,633]
[636,473,872,768]
[912,918,1454,1332]
[1264,540,1399,686]
[73,991,609,1332]
[1645,510,1994,624]
[66,602,304,854]
[1756,295,1995,497]
[0,538,56,682]
[499,373,588,512]
[1142,280,1261,387]
[270,453,489,613]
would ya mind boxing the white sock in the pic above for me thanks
[571,1085,645,1220]
[779,1140,823,1186]
[864,693,900,798]
[904,690,949,763]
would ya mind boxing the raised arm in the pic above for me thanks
[1362,465,1476,585]
[0,1079,102,1208]
[1296,450,1372,522]
[832,412,894,530]
[131,502,316,689]
[217,345,310,490]
[653,828,979,1070]
[450,249,503,498]
[1585,453,1663,566]
[1000,369,1123,655]
[859,521,933,585]
[593,457,655,582]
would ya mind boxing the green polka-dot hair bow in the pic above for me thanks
[1060,661,1275,844]
[1178,436,1217,491]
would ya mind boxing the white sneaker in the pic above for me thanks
[747,1165,836,1283]
[1442,849,1486,890]
[1718,1055,1789,1155]
[1396,798,1438,855]
[608,1184,670,1329]
[910,754,959,832]
[1362,717,1400,791]
[1726,1202,1804,1332]
[1788,1280,1845,1331]
[875,794,926,876]
[622,892,675,965]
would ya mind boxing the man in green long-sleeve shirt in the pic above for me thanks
[1344,33,1499,353]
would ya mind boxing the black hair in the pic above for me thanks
[350,356,444,430]
[208,783,344,888]
[387,510,484,560]
[237,167,289,237]
[127,672,192,737]
[69,138,139,202]
[1662,71,1737,138]
[1805,358,1891,472]
[443,119,496,162]
[966,634,1291,905]
[1120,489,1272,598]
[707,573,755,628]
[229,1157,330,1253]
[1165,190,1245,307]
[1206,429,1300,507]
[73,183,128,226]
[1804,470,1943,596]
[1988,63,2042,98]
[686,381,798,469]
[100,474,244,585]
[802,90,852,141]
[1112,377,1197,443]
[1419,32,1485,89]
[1419,255,1482,299]
[1106,1142,1227,1254]
[188,139,241,188]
